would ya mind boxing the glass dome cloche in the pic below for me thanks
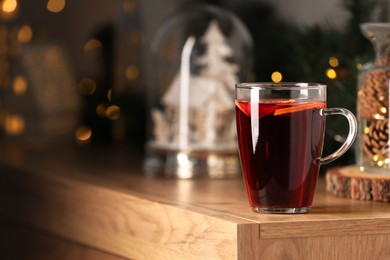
[144,4,254,178]
[357,23,390,174]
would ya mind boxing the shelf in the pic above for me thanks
[1,142,390,259]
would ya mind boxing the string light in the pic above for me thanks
[374,113,384,120]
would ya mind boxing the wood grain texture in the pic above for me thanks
[254,235,390,260]
[0,142,390,259]
[326,166,390,202]
[0,164,239,260]
[0,216,126,260]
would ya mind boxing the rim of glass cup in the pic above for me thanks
[235,82,326,90]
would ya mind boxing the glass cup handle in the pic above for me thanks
[319,108,358,165]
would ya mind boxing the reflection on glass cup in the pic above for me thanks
[235,83,357,214]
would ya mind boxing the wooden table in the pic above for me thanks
[0,141,389,259]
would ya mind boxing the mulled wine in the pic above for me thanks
[236,100,326,212]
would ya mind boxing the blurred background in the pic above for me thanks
[0,0,389,170]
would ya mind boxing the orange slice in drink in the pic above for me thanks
[274,102,326,116]
[236,101,279,118]
[235,101,251,116]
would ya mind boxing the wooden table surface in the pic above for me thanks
[0,141,389,259]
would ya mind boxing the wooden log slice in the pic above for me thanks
[326,166,390,202]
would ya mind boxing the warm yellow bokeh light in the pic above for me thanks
[357,63,362,70]
[125,65,139,81]
[107,88,112,102]
[2,0,17,13]
[47,0,65,13]
[18,25,33,43]
[78,78,96,95]
[380,107,387,114]
[96,103,109,117]
[13,75,27,96]
[326,68,337,79]
[329,56,339,68]
[107,105,120,120]
[84,39,102,55]
[75,126,92,144]
[271,71,282,83]
[5,114,25,135]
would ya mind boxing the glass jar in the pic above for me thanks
[144,4,253,178]
[357,23,390,174]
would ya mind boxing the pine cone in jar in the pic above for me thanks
[363,119,389,164]
[375,53,390,66]
[358,69,390,121]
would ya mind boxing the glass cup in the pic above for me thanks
[235,82,357,214]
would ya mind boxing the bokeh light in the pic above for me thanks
[125,65,139,81]
[5,114,25,135]
[326,68,337,79]
[12,75,27,96]
[75,126,92,144]
[84,39,102,56]
[17,25,33,43]
[329,56,339,67]
[78,78,96,95]
[107,88,112,102]
[271,71,282,83]
[0,0,18,20]
[2,0,17,13]
[106,105,120,120]
[47,0,65,13]
[96,103,109,117]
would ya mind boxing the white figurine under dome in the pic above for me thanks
[152,20,239,151]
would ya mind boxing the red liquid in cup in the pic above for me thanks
[236,100,326,210]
